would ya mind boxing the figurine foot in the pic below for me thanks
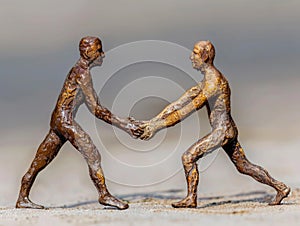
[16,197,44,209]
[172,195,197,208]
[99,194,129,210]
[269,186,290,205]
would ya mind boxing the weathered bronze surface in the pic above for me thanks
[140,40,290,208]
[16,36,141,210]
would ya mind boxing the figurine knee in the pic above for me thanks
[81,143,102,170]
[67,125,103,172]
[182,149,203,166]
[223,126,237,144]
[182,152,192,166]
[211,128,228,146]
[81,142,102,172]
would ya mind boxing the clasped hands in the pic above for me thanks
[126,117,163,140]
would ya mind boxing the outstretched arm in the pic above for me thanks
[152,82,203,123]
[77,73,142,138]
[140,83,207,140]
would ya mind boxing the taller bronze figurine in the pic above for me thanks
[140,40,290,208]
[16,36,141,210]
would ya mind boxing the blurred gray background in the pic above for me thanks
[0,0,299,207]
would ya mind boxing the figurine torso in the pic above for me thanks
[50,66,86,128]
[203,69,237,136]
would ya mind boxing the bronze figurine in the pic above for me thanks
[16,36,142,210]
[140,40,290,208]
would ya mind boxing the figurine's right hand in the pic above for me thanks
[139,121,159,140]
[126,117,145,139]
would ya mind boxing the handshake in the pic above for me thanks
[125,116,164,140]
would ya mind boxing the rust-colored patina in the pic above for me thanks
[140,40,290,208]
[16,36,141,210]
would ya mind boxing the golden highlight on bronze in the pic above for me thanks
[139,40,290,208]
[16,36,142,210]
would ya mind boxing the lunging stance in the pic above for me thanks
[140,40,290,208]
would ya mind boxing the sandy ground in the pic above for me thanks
[0,189,300,226]
[1,135,300,226]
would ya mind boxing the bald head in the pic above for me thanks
[193,40,215,65]
[79,36,103,61]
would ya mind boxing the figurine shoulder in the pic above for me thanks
[74,69,91,85]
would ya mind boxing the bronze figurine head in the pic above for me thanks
[190,40,215,70]
[79,36,105,66]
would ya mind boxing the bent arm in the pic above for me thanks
[77,73,133,131]
[154,91,207,129]
[153,83,202,122]
[151,83,206,128]
[140,86,207,140]
[140,81,219,140]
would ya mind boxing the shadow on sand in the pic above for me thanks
[57,189,277,209]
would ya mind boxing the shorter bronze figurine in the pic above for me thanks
[140,40,290,208]
[16,36,141,210]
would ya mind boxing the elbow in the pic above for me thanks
[85,101,99,118]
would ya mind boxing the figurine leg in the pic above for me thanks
[67,123,128,210]
[172,130,224,208]
[223,139,290,205]
[16,130,65,209]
